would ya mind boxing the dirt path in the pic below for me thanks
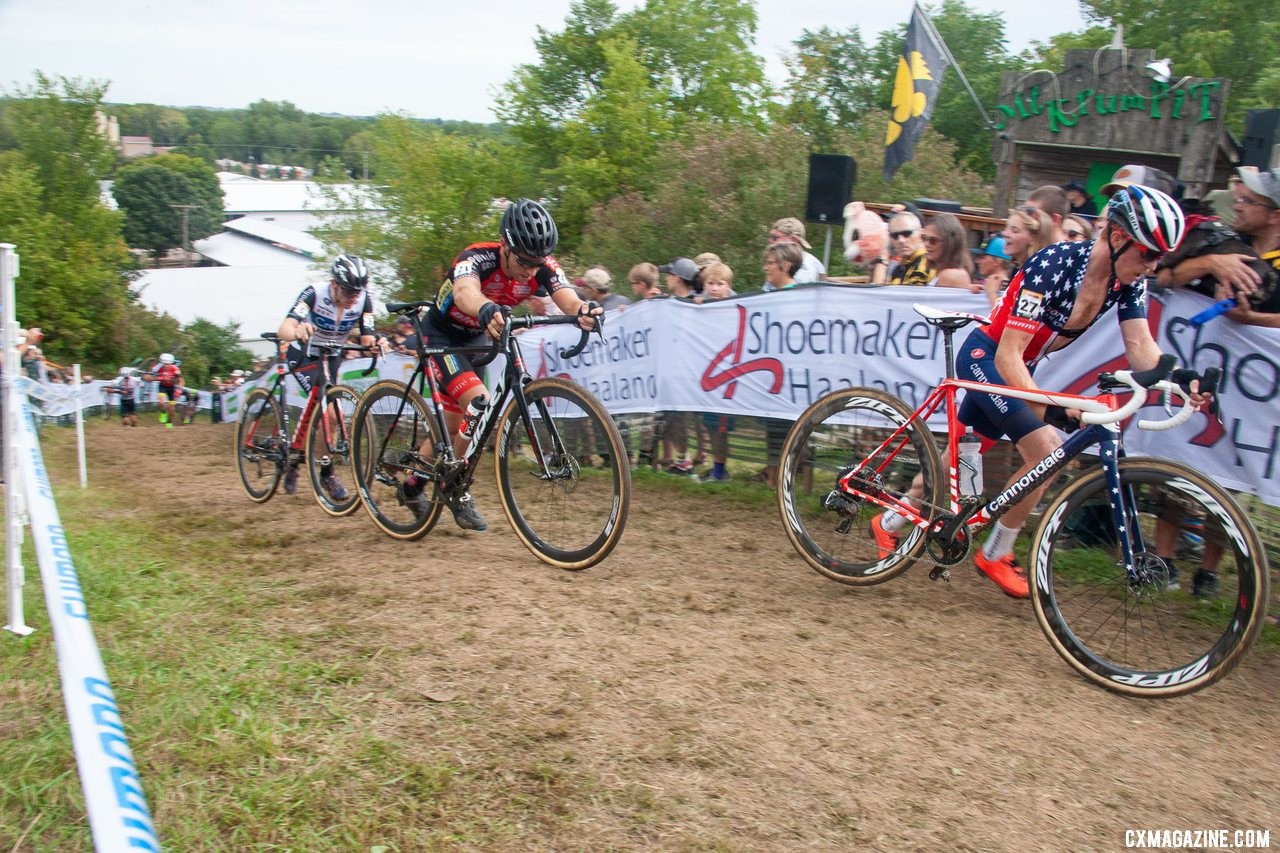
[66,420,1280,849]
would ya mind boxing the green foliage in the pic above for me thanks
[577,117,989,289]
[775,26,881,149]
[1079,0,1280,128]
[113,154,223,256]
[318,115,518,299]
[498,0,768,252]
[0,73,133,366]
[180,318,256,384]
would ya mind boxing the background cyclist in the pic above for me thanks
[146,352,182,428]
[400,197,603,532]
[277,253,386,498]
[875,185,1211,599]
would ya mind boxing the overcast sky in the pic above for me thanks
[0,0,1088,123]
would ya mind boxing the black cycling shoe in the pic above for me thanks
[397,475,429,517]
[448,492,488,531]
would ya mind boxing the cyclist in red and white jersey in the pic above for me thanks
[875,186,1213,599]
[146,353,183,428]
[403,198,603,532]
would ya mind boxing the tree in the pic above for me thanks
[181,318,255,385]
[114,155,222,257]
[497,0,768,250]
[775,26,881,149]
[317,114,518,299]
[1079,0,1280,128]
[577,114,990,287]
[0,73,133,365]
[552,35,673,246]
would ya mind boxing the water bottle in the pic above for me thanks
[460,395,488,441]
[957,428,984,498]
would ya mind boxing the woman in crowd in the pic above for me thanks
[1062,212,1094,243]
[1001,205,1056,268]
[919,213,977,291]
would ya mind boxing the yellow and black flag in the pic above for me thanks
[884,5,951,181]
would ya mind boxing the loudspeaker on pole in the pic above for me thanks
[805,154,857,224]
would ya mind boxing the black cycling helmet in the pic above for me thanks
[1106,185,1186,254]
[330,253,370,292]
[500,198,558,258]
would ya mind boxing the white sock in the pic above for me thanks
[982,521,1021,560]
[880,511,907,533]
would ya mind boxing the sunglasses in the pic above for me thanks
[509,250,546,270]
[1136,244,1164,263]
[890,229,916,239]
[1233,194,1278,210]
[1064,229,1086,240]
[921,234,942,246]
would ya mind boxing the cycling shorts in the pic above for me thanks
[955,329,1047,444]
[420,317,488,414]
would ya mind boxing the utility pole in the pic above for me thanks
[169,203,199,265]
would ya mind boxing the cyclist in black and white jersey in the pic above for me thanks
[401,198,603,532]
[277,253,388,495]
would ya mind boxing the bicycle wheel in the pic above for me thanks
[351,379,445,540]
[494,377,631,569]
[1030,458,1269,697]
[236,387,284,503]
[778,387,944,585]
[307,385,361,517]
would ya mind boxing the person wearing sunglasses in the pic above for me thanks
[1153,166,1280,326]
[942,185,1213,598]
[413,198,603,530]
[1062,213,1093,243]
[919,213,977,293]
[886,211,933,286]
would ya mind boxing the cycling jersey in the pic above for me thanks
[285,284,375,345]
[958,240,1147,443]
[428,242,571,335]
[151,363,182,389]
[984,240,1147,364]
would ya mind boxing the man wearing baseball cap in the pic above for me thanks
[767,217,825,283]
[659,258,703,301]
[1100,164,1180,198]
[581,266,631,310]
[1154,166,1279,321]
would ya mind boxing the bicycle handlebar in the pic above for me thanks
[1081,354,1216,430]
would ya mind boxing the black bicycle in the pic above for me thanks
[235,335,371,517]
[351,302,630,570]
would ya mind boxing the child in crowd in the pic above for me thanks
[698,262,736,482]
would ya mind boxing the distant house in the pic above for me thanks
[131,172,389,356]
[119,136,156,158]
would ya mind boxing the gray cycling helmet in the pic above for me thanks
[500,198,558,257]
[330,253,370,292]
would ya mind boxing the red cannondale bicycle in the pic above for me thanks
[234,334,374,517]
[777,304,1269,698]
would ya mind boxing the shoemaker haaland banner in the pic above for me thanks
[208,286,1277,505]
[516,286,1280,506]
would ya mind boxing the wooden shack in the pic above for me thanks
[992,47,1238,215]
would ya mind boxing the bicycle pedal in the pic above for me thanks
[929,566,951,583]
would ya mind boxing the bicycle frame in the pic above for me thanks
[250,339,351,458]
[837,312,1192,579]
[382,310,591,490]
